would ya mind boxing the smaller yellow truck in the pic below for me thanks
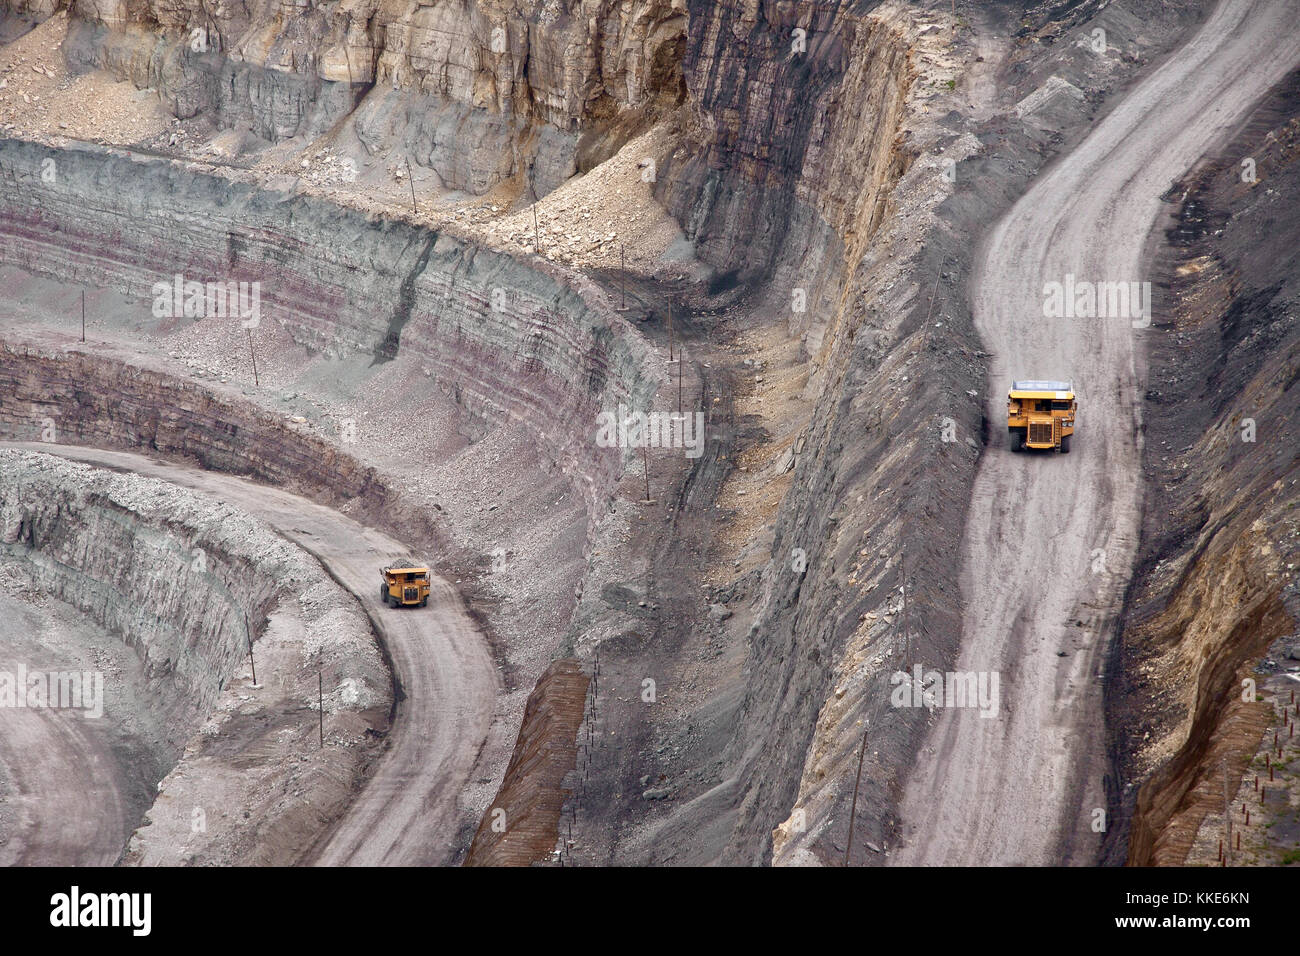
[380,563,431,608]
[1007,380,1076,453]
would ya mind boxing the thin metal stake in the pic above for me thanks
[247,328,259,386]
[245,613,257,685]
[1223,757,1232,864]
[901,548,910,660]
[616,245,629,312]
[844,729,868,866]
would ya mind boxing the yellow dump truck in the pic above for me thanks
[1007,380,1076,453]
[380,563,431,608]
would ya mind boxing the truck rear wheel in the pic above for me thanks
[1061,435,1071,454]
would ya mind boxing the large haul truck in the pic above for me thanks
[380,563,431,608]
[1007,380,1076,453]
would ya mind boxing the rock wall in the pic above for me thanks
[594,2,983,866]
[1,451,272,727]
[0,342,426,537]
[43,0,689,194]
[657,0,912,359]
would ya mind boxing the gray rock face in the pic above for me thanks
[55,0,688,196]
[0,448,386,715]
[657,0,912,347]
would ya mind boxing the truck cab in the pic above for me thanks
[1007,380,1076,453]
[380,563,431,608]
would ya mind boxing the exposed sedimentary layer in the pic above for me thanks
[658,0,913,361]
[0,136,661,524]
[464,657,588,866]
[0,448,389,864]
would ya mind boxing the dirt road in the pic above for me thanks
[0,685,128,865]
[893,1,1300,865]
[2,442,499,866]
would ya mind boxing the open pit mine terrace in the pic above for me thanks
[0,133,670,869]
[0,0,1295,942]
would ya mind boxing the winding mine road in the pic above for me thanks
[893,0,1300,865]
[1,441,499,866]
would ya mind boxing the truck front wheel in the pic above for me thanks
[1009,429,1024,453]
[1061,435,1071,454]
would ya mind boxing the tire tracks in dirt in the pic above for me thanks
[893,0,1300,866]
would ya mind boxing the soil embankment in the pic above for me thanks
[1116,69,1300,867]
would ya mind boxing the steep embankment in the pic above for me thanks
[1118,70,1300,867]
[551,1,987,866]
[464,658,589,865]
[0,448,388,865]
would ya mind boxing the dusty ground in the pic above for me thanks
[0,12,169,144]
